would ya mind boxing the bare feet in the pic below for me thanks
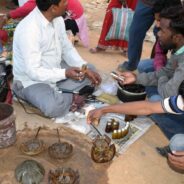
[89,47,105,54]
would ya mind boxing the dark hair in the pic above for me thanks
[36,0,61,11]
[153,0,181,13]
[179,80,184,98]
[160,5,184,35]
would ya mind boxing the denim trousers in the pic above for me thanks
[151,114,184,140]
[127,0,154,70]
[137,59,184,139]
[137,59,154,73]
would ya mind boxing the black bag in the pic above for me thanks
[0,63,8,102]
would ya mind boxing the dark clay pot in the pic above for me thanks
[117,83,147,102]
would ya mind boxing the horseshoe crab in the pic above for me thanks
[19,127,45,156]
[48,167,80,184]
[15,160,45,184]
[48,129,73,159]
[91,135,116,163]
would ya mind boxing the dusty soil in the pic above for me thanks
[0,128,109,184]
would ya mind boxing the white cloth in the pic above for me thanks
[162,95,184,114]
[13,7,86,88]
[18,0,28,6]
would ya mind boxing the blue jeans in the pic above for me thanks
[126,0,154,70]
[137,59,154,73]
[146,86,162,102]
[151,114,184,139]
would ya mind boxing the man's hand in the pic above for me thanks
[87,108,103,124]
[118,71,137,85]
[66,67,84,81]
[85,69,101,86]
[168,151,184,171]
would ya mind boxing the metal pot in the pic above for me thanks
[117,83,147,102]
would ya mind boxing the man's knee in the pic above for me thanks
[170,134,184,151]
[21,83,73,118]
[41,93,73,118]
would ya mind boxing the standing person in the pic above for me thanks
[64,0,89,47]
[5,0,36,19]
[13,0,101,118]
[118,0,181,71]
[90,0,137,55]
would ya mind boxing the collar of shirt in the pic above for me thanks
[174,45,184,55]
[35,7,53,28]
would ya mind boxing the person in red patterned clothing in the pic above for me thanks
[90,0,137,55]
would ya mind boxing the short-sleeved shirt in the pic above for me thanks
[162,95,184,114]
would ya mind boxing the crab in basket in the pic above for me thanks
[48,167,80,184]
[91,134,116,163]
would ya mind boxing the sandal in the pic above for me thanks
[89,47,105,54]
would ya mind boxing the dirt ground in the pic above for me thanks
[0,0,184,183]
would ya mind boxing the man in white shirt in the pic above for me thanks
[13,0,101,117]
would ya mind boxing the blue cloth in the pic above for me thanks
[146,86,162,102]
[137,59,154,73]
[151,113,184,139]
[123,0,154,70]
[169,96,184,114]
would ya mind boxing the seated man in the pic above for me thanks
[87,81,184,172]
[13,0,101,117]
[120,6,184,102]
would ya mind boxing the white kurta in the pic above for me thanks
[13,7,86,88]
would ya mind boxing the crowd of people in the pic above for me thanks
[0,0,184,174]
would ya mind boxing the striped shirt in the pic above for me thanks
[162,95,184,114]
